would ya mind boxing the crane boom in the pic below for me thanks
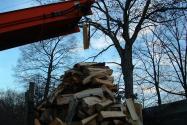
[0,0,94,51]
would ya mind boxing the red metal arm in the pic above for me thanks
[0,0,94,51]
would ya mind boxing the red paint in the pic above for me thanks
[0,0,94,51]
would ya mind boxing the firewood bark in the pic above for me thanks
[93,78,115,89]
[35,63,143,125]
[34,118,41,125]
[102,85,116,102]
[49,118,65,125]
[99,111,126,120]
[83,71,109,84]
[126,98,138,121]
[81,114,98,125]
[85,67,113,75]
[56,94,73,105]
[82,97,102,115]
[96,99,113,111]
[74,88,104,99]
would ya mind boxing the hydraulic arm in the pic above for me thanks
[0,0,94,51]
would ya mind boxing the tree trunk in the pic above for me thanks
[44,62,53,100]
[183,83,187,99]
[121,43,133,99]
[155,83,161,106]
[185,89,187,99]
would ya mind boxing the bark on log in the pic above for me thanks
[74,88,104,99]
[56,94,73,105]
[34,118,41,125]
[96,99,113,111]
[81,114,98,125]
[99,111,126,120]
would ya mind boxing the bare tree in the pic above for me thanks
[83,0,187,98]
[135,34,164,105]
[15,36,77,100]
[153,14,187,98]
[133,12,186,106]
[0,89,25,125]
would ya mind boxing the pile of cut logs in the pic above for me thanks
[35,63,143,125]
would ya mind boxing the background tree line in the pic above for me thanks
[0,89,25,125]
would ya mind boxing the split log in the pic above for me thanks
[74,88,104,99]
[126,99,143,125]
[81,114,98,125]
[85,67,113,76]
[63,70,82,85]
[82,97,102,115]
[74,62,105,68]
[64,69,83,76]
[68,122,82,125]
[96,99,113,111]
[99,111,126,120]
[49,87,64,103]
[35,111,40,119]
[34,118,41,125]
[100,121,110,125]
[134,103,143,122]
[40,109,53,123]
[37,101,47,110]
[113,120,126,125]
[85,119,97,125]
[65,97,78,123]
[102,85,116,102]
[77,109,87,119]
[126,99,138,121]
[56,94,73,105]
[82,96,102,107]
[83,71,109,84]
[71,75,82,84]
[109,104,126,112]
[92,78,115,89]
[106,76,114,83]
[49,118,65,125]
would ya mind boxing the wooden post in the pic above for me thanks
[25,90,29,125]
[27,82,35,125]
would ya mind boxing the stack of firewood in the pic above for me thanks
[35,63,143,125]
